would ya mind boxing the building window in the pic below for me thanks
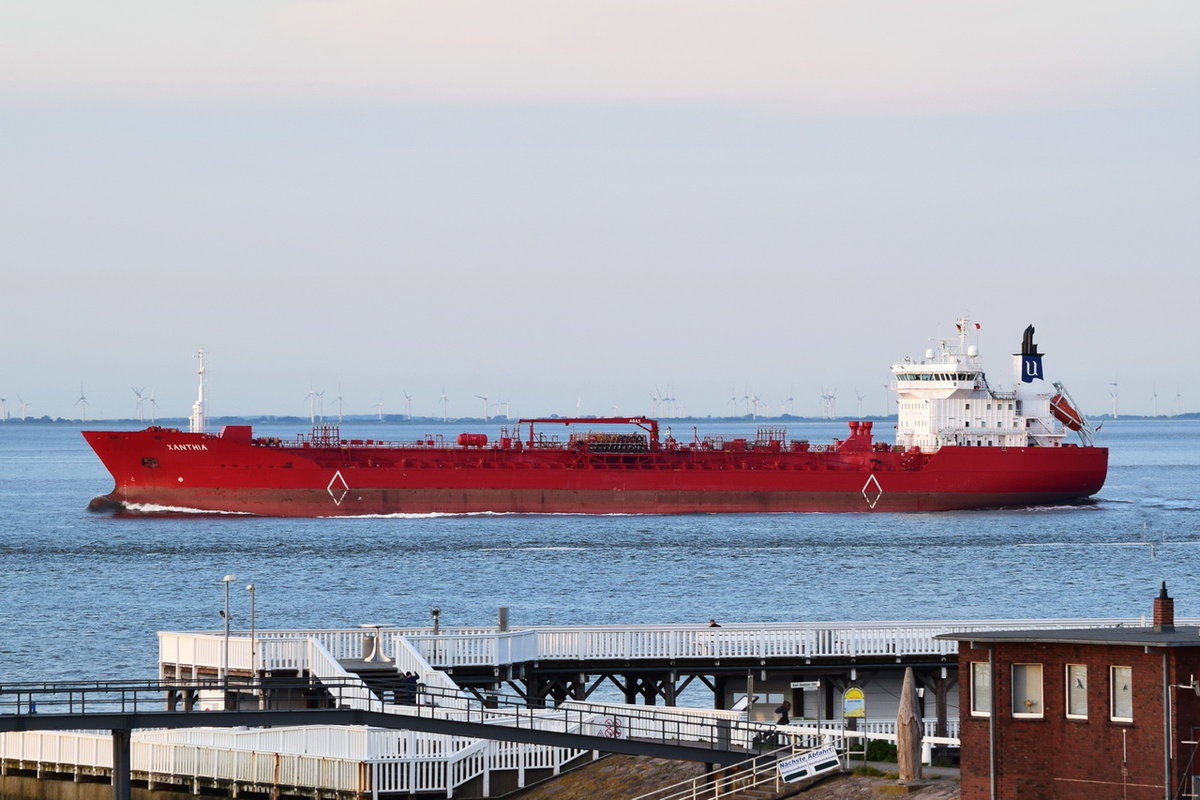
[1111,666,1133,721]
[1066,664,1087,719]
[971,662,992,716]
[1012,664,1044,717]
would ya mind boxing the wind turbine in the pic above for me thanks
[1109,380,1119,419]
[375,398,385,421]
[650,389,662,416]
[728,387,739,417]
[780,396,794,416]
[335,385,345,423]
[75,384,89,422]
[1152,383,1158,418]
[439,387,449,422]
[820,388,837,420]
[855,389,865,418]
[475,394,489,420]
[148,392,159,424]
[751,394,764,420]
[1176,388,1184,418]
[132,387,147,422]
[305,387,320,425]
[0,396,6,422]
[17,394,30,421]
[403,390,413,420]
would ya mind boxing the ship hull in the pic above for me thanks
[82,428,1109,517]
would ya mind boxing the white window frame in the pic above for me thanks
[1066,664,1088,719]
[970,662,992,716]
[1011,663,1044,718]
[1111,666,1133,722]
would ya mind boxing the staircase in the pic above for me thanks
[630,745,837,800]
[338,658,414,704]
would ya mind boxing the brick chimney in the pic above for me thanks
[1153,581,1175,633]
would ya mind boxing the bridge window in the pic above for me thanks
[970,662,991,716]
[1110,666,1132,722]
[1012,664,1043,718]
[1066,664,1087,719]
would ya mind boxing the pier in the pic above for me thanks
[4,615,1175,799]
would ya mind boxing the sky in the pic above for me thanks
[3,1,1197,421]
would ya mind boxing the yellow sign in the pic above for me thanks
[843,687,865,718]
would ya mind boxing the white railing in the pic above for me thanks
[164,617,1172,674]
[2,726,590,799]
[0,730,112,768]
[400,631,539,668]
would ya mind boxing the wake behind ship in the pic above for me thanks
[83,321,1108,516]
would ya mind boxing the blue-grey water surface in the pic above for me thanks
[1,418,1197,684]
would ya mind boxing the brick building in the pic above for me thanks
[941,584,1200,800]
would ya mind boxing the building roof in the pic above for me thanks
[937,626,1200,648]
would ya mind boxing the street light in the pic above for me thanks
[221,575,235,686]
[246,583,256,678]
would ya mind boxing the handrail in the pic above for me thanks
[630,743,815,800]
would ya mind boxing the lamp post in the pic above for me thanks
[246,583,256,678]
[221,574,235,687]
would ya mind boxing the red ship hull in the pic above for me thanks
[82,424,1108,516]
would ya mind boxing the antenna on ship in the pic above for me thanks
[189,350,207,433]
[75,383,89,423]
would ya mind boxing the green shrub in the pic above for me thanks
[865,740,898,762]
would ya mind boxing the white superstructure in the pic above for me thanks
[891,318,1069,452]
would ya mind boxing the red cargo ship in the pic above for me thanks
[83,321,1107,516]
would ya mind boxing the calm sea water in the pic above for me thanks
[1,418,1197,685]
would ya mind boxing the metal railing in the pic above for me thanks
[630,743,817,800]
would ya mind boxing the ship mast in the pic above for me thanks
[189,349,207,434]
